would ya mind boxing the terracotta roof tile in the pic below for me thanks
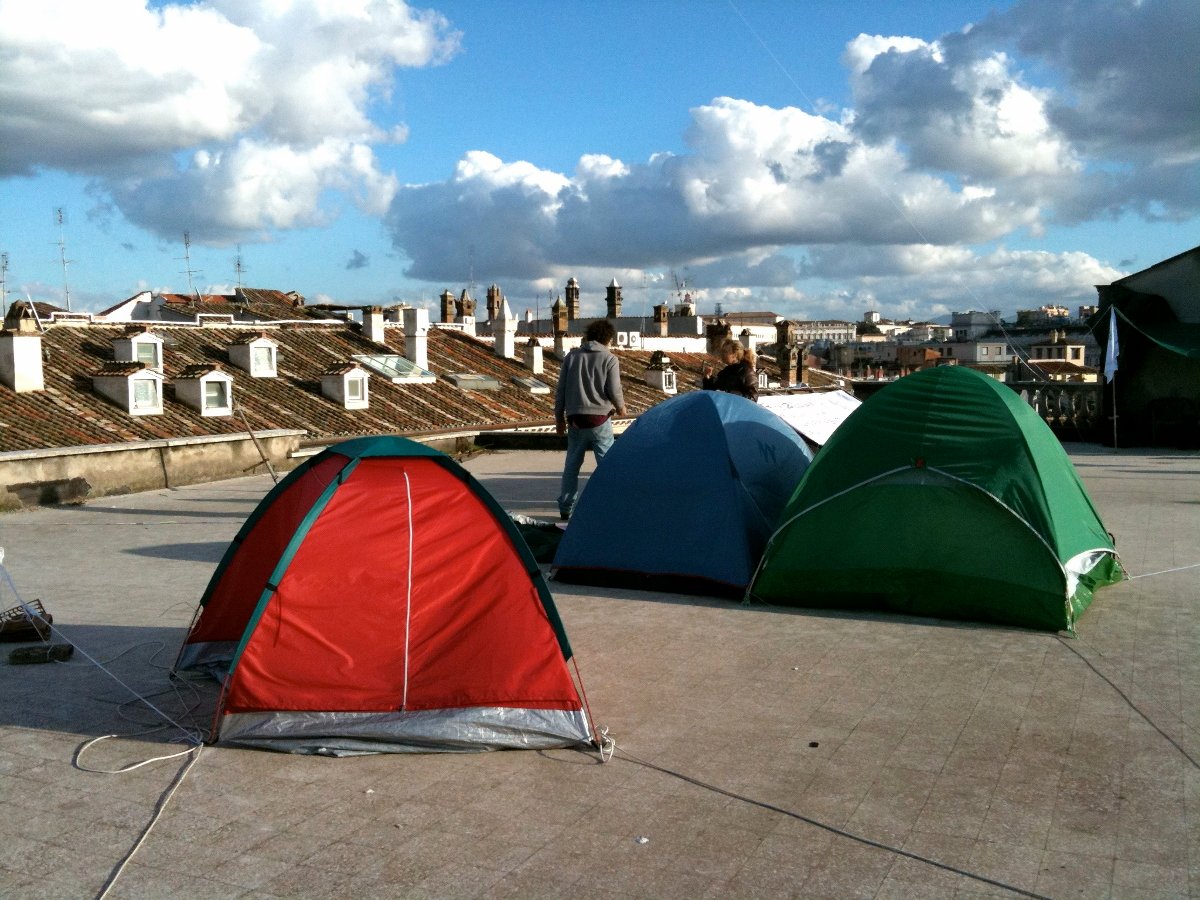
[0,319,840,452]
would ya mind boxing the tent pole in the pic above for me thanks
[1111,373,1118,451]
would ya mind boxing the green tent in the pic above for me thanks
[748,366,1123,632]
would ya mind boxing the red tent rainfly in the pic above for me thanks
[175,436,598,756]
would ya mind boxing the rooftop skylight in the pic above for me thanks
[511,375,550,395]
[444,373,502,391]
[353,354,436,384]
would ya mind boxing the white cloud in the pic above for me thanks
[846,34,1079,182]
[969,0,1199,164]
[0,0,458,239]
[387,96,1044,284]
[109,137,400,240]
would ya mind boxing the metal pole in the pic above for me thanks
[1111,372,1118,450]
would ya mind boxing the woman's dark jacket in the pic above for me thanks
[703,360,758,402]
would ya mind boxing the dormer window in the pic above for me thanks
[133,377,160,411]
[92,362,164,416]
[251,345,275,373]
[136,341,159,368]
[320,363,369,409]
[175,364,233,417]
[113,329,164,372]
[228,333,279,378]
[205,380,229,411]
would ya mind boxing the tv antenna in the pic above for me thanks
[55,208,72,311]
[467,243,477,301]
[234,244,246,289]
[180,231,202,298]
[0,252,9,316]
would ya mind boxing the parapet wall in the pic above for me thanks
[0,430,305,512]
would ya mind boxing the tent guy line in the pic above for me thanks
[1125,561,1200,580]
[611,745,1054,900]
[1055,636,1200,771]
[1,564,202,744]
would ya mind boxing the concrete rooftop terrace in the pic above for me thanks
[0,445,1197,899]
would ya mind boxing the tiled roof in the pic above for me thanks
[156,290,326,324]
[92,361,149,376]
[0,319,838,453]
[177,363,227,378]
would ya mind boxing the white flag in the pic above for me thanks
[1104,306,1119,382]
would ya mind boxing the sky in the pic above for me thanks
[1,0,1198,323]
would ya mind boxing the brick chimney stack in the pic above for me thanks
[653,303,670,338]
[486,283,503,322]
[605,279,622,318]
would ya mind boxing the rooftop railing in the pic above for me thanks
[1008,380,1104,441]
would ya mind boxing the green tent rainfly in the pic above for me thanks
[747,366,1124,632]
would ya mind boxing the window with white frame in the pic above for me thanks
[204,380,229,410]
[251,345,275,375]
[133,378,159,410]
[346,376,365,401]
[136,341,160,369]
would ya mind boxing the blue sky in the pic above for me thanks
[1,0,1197,322]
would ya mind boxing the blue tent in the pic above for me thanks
[551,391,813,597]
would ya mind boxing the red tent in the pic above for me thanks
[175,436,596,755]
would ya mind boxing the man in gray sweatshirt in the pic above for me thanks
[554,319,627,520]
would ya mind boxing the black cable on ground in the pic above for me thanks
[614,747,1052,900]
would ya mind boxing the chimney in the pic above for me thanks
[494,298,517,359]
[0,329,44,393]
[486,284,503,322]
[551,297,567,336]
[705,320,732,354]
[605,279,622,318]
[362,306,386,344]
[739,328,755,355]
[643,350,677,395]
[565,277,580,321]
[523,337,544,374]
[456,289,476,320]
[781,346,799,387]
[653,303,670,338]
[440,290,456,323]
[402,307,429,370]
[775,319,795,349]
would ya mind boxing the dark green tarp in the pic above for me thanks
[1094,285,1200,359]
[748,366,1123,632]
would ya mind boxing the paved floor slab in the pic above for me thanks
[0,444,1197,898]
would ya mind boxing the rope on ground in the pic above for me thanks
[611,744,1052,900]
[1,563,209,898]
[1055,636,1200,770]
[91,743,204,900]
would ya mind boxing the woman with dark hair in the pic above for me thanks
[702,338,758,402]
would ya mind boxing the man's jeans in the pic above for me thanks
[558,419,614,519]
